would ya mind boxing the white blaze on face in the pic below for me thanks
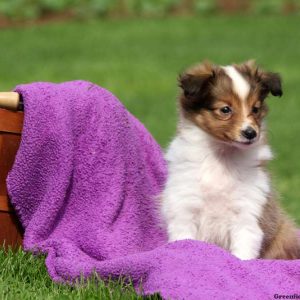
[223,65,252,122]
[222,66,250,101]
[222,66,255,142]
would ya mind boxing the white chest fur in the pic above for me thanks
[161,120,273,259]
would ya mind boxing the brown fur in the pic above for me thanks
[259,194,300,259]
[178,60,299,259]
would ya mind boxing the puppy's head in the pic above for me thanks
[179,60,282,147]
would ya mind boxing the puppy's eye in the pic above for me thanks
[220,106,232,115]
[252,106,260,114]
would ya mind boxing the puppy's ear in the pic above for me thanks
[178,62,215,111]
[239,60,282,99]
[259,71,282,98]
[178,72,213,100]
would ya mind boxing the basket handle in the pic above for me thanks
[0,92,22,111]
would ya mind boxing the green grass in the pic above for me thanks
[0,15,299,299]
[0,247,161,300]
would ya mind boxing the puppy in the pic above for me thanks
[160,60,300,260]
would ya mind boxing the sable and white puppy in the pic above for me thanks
[160,60,300,260]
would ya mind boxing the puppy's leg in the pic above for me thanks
[230,218,264,260]
[161,178,202,242]
[167,213,198,241]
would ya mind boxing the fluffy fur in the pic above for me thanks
[160,60,300,260]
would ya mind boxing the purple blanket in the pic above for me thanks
[7,81,300,299]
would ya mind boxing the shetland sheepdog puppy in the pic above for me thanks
[160,60,300,260]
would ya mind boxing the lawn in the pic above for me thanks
[0,15,300,299]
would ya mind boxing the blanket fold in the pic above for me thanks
[7,81,300,299]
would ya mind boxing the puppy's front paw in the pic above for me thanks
[232,250,258,260]
[169,232,196,242]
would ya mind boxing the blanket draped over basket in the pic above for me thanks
[7,81,300,299]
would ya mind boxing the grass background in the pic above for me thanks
[0,15,299,299]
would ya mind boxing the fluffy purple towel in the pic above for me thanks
[7,81,300,299]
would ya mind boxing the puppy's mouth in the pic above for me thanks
[223,134,257,147]
[232,138,258,149]
[221,132,260,149]
[238,140,254,145]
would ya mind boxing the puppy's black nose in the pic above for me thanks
[241,127,257,140]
